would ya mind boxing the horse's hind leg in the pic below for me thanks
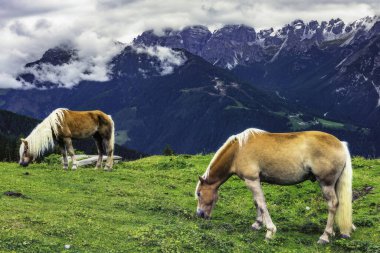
[93,133,104,169]
[64,138,77,170]
[102,137,114,171]
[245,179,277,240]
[318,184,338,244]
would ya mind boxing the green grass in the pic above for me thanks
[317,118,345,130]
[286,114,356,132]
[224,99,249,110]
[0,155,379,252]
[287,114,314,130]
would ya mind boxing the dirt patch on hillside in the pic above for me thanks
[353,186,374,201]
[3,191,28,198]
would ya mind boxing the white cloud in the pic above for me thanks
[0,0,378,88]
[0,73,27,89]
[135,46,187,75]
[22,32,124,88]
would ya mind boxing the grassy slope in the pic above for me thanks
[0,155,379,253]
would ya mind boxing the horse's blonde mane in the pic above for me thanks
[23,108,67,158]
[196,128,266,198]
[202,128,266,180]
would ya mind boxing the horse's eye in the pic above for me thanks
[197,192,200,197]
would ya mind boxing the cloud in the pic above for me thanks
[21,31,124,88]
[9,20,32,37]
[26,61,109,88]
[35,19,51,30]
[0,72,28,89]
[135,46,187,75]
[0,0,378,89]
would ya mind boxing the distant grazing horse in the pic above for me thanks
[19,108,115,170]
[195,128,354,244]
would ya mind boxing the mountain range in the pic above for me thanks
[0,16,379,156]
[134,16,380,127]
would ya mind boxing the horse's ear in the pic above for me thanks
[199,176,205,184]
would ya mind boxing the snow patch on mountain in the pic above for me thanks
[270,37,288,62]
[213,78,227,96]
[301,29,316,40]
[336,57,348,68]
[350,16,378,32]
[335,87,346,94]
[372,81,380,107]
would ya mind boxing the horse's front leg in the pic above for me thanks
[58,140,68,170]
[245,178,277,240]
[63,138,77,170]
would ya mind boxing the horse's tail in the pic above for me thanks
[108,115,115,154]
[335,141,353,236]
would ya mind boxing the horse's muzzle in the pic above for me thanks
[196,209,210,219]
[19,162,28,167]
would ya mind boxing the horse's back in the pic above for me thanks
[242,130,343,158]
[59,109,112,138]
[235,131,346,184]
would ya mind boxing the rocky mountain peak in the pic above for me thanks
[213,24,256,43]
[257,28,274,40]
[25,45,78,68]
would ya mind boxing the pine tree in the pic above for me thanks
[163,144,175,156]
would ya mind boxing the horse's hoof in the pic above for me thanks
[317,239,329,244]
[264,236,273,241]
[341,234,350,239]
[104,166,112,171]
[251,224,262,231]
[265,230,276,240]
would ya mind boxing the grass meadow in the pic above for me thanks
[0,155,379,252]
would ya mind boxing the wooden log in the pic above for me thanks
[64,155,122,167]
[77,156,122,167]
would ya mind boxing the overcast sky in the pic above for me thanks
[0,0,379,88]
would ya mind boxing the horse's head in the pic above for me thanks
[195,176,219,219]
[19,138,32,167]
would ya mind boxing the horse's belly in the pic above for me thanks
[70,128,98,139]
[259,166,313,185]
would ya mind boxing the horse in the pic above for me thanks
[195,128,354,244]
[19,108,115,170]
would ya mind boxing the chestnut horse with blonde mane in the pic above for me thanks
[195,128,355,244]
[19,108,115,170]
